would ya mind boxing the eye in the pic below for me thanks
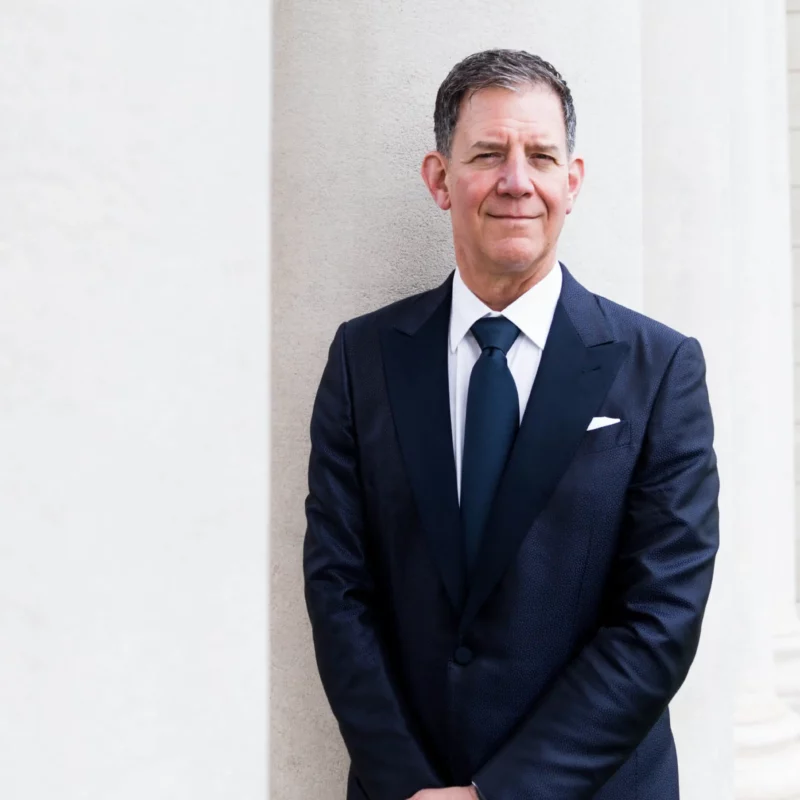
[531,153,556,162]
[475,152,501,160]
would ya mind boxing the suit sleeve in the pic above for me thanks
[303,322,444,800]
[473,336,720,800]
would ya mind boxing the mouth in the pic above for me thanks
[487,214,537,220]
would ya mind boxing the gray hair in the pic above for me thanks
[433,49,576,158]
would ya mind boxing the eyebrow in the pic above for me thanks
[470,140,562,156]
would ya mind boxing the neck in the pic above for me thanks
[458,259,557,311]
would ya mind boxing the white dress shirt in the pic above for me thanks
[448,262,563,501]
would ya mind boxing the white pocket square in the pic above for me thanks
[587,416,621,431]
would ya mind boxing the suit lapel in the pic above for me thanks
[460,267,629,632]
[380,275,466,613]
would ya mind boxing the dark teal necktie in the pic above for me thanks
[461,316,521,574]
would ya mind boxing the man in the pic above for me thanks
[303,49,719,800]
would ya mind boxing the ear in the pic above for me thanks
[421,151,451,211]
[564,155,585,215]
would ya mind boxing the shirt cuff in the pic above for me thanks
[471,781,487,800]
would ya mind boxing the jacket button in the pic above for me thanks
[454,646,474,666]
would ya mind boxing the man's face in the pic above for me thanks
[424,84,583,279]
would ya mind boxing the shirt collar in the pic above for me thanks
[449,262,563,353]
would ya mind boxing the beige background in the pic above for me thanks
[270,2,643,797]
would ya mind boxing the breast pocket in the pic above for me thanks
[576,420,631,455]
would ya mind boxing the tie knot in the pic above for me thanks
[471,316,520,355]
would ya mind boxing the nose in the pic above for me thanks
[496,151,533,198]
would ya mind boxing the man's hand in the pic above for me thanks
[408,787,478,800]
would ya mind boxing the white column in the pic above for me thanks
[644,0,800,795]
[0,3,269,798]
[641,3,736,798]
[728,0,800,796]
[764,0,800,718]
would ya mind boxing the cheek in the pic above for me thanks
[452,175,493,213]
[537,183,571,220]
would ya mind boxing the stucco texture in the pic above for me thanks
[271,2,642,797]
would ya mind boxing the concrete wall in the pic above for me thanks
[270,3,644,798]
[0,3,269,798]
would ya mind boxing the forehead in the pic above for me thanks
[454,84,566,147]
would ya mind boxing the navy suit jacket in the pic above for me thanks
[304,266,719,800]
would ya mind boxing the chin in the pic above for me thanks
[489,244,542,273]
